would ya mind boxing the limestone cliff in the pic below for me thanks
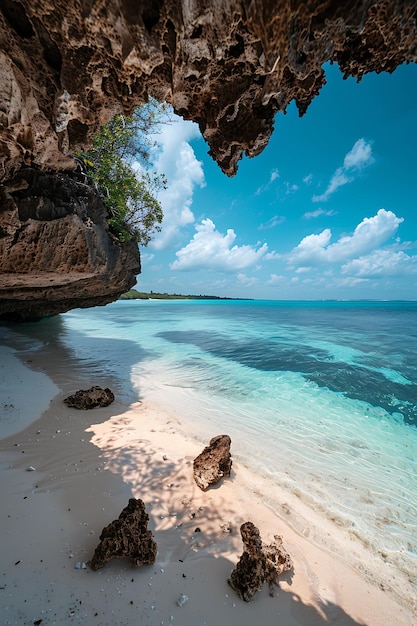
[1,0,416,180]
[0,169,140,320]
[1,1,416,319]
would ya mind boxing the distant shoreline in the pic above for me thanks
[120,288,252,301]
[120,291,417,304]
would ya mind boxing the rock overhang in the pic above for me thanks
[1,1,416,181]
[1,1,416,319]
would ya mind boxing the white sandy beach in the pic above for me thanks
[0,344,416,626]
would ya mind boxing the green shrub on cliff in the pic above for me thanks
[78,100,167,245]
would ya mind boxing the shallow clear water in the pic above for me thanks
[4,299,417,580]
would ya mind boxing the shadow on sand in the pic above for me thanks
[85,413,368,626]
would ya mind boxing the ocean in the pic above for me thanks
[2,299,417,585]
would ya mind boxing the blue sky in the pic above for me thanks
[137,61,417,300]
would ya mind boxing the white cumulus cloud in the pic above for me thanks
[170,219,269,271]
[343,138,374,169]
[237,273,258,286]
[149,115,205,250]
[313,138,375,202]
[288,209,403,267]
[342,249,417,277]
[266,274,285,285]
[264,251,282,260]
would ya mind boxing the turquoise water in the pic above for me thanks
[3,299,417,582]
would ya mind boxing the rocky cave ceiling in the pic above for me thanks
[0,0,416,320]
[1,0,416,182]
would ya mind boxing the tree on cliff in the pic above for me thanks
[79,100,167,245]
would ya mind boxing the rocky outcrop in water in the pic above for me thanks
[90,498,157,571]
[64,385,115,409]
[228,521,293,601]
[193,434,232,491]
[1,1,416,318]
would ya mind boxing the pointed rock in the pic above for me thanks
[228,521,293,601]
[90,498,157,570]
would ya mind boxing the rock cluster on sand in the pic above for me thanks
[228,521,293,602]
[90,498,157,571]
[88,437,292,603]
[63,386,115,409]
[193,434,232,491]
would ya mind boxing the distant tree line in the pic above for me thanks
[120,289,251,301]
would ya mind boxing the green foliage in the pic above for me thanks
[120,289,249,301]
[120,289,150,300]
[79,100,167,245]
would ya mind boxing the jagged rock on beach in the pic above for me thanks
[63,386,115,410]
[90,498,157,571]
[228,521,293,602]
[193,434,232,491]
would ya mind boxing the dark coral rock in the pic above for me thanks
[90,498,157,571]
[193,434,232,491]
[228,521,293,601]
[63,385,115,409]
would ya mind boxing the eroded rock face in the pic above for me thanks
[64,386,115,409]
[90,498,157,571]
[1,1,416,318]
[228,521,293,602]
[0,169,140,320]
[1,1,416,182]
[193,434,232,491]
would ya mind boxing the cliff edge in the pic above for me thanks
[0,168,140,320]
